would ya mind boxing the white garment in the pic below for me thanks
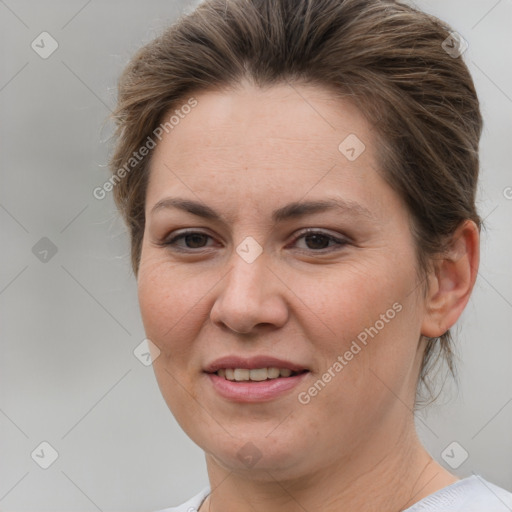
[156,475,512,511]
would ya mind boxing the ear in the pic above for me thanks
[421,220,480,338]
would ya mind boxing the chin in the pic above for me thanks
[197,428,316,479]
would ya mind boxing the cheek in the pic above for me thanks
[137,254,210,340]
[289,256,421,404]
[137,258,210,429]
[290,257,414,346]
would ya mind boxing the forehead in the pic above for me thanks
[146,82,392,217]
[154,82,371,163]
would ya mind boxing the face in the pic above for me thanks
[138,82,428,479]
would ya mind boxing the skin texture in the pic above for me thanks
[137,82,479,512]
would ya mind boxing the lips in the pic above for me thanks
[204,355,310,401]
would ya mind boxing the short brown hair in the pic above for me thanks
[109,0,482,404]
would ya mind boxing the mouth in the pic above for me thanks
[213,367,308,381]
[204,356,310,402]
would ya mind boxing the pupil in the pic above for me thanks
[305,234,329,249]
[186,233,207,248]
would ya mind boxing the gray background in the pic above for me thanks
[0,0,511,510]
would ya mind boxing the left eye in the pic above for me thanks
[292,230,347,251]
[164,229,346,253]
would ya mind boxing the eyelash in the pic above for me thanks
[162,229,348,253]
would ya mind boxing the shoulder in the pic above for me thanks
[154,487,210,512]
[152,478,512,512]
[405,475,512,512]
[464,476,512,511]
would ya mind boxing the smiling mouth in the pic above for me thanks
[214,368,308,382]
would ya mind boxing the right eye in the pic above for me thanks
[163,230,216,251]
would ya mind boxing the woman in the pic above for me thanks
[109,0,512,510]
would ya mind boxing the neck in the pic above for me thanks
[200,420,457,512]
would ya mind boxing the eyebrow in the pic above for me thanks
[151,196,375,223]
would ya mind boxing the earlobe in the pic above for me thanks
[421,220,480,338]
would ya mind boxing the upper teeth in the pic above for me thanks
[217,367,293,381]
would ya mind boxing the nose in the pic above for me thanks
[210,250,289,335]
